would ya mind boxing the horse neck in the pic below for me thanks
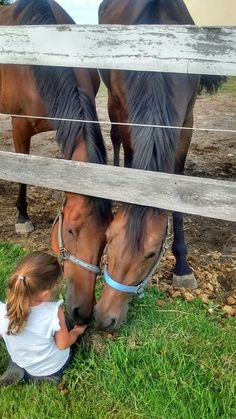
[47,0,75,24]
[100,0,195,25]
[100,0,155,24]
[160,0,195,25]
[0,3,15,25]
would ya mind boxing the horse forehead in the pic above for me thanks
[107,210,127,235]
[65,196,91,218]
[147,211,167,228]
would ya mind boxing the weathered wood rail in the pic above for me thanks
[0,25,236,75]
[0,24,235,223]
[0,151,235,222]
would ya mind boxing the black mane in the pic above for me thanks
[123,204,161,253]
[14,0,105,162]
[121,0,192,252]
[126,46,177,249]
[14,0,112,219]
[123,70,177,252]
[126,71,177,173]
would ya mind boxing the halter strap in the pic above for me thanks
[104,222,169,297]
[104,269,148,297]
[54,208,100,275]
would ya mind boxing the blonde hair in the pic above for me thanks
[6,251,62,335]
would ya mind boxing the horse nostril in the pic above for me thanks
[99,318,116,331]
[107,318,116,330]
[72,308,93,325]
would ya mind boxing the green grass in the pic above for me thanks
[218,77,236,95]
[0,242,236,419]
[0,242,26,300]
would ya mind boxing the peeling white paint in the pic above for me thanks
[0,25,235,76]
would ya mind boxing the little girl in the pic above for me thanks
[0,251,87,385]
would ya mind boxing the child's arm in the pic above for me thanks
[54,307,87,350]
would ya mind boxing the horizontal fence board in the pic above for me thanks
[0,151,235,222]
[0,25,236,75]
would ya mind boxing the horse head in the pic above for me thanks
[94,206,168,330]
[52,192,111,324]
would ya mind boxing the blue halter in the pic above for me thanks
[104,269,149,297]
[104,225,169,298]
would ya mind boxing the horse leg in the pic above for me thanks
[12,117,34,234]
[108,93,133,167]
[172,112,197,289]
[123,142,133,168]
[118,112,133,168]
[110,120,132,168]
[111,123,121,166]
[108,93,121,166]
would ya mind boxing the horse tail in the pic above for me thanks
[198,75,227,95]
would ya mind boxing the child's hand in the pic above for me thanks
[55,308,88,349]
[70,324,87,338]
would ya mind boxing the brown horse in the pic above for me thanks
[0,0,99,234]
[1,0,112,324]
[94,0,201,330]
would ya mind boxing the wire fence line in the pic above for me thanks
[0,112,236,135]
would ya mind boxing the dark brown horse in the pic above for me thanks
[1,0,112,323]
[0,0,99,234]
[95,0,201,330]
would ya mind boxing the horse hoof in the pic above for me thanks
[15,221,34,235]
[173,273,198,289]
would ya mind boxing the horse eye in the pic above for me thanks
[68,228,76,237]
[145,251,156,260]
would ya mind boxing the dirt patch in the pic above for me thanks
[0,90,235,309]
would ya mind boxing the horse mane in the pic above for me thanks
[126,71,178,173]
[14,0,104,162]
[14,0,112,220]
[122,204,161,253]
[119,0,193,252]
[123,70,177,252]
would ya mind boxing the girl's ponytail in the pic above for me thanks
[7,274,31,335]
[6,251,61,335]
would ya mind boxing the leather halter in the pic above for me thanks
[104,222,169,297]
[54,203,100,275]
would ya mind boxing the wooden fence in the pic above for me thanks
[0,25,235,221]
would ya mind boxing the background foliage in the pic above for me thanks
[0,0,12,5]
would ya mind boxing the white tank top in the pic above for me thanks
[0,300,70,376]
